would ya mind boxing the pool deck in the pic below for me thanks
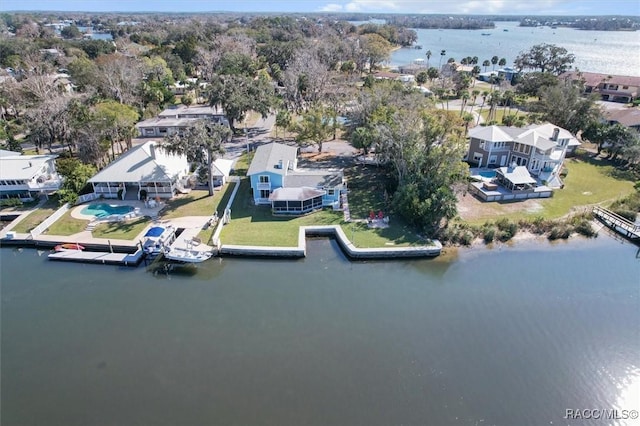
[70,200,163,221]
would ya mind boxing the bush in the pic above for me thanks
[483,227,496,243]
[612,209,638,222]
[460,231,474,246]
[573,219,597,238]
[0,198,23,208]
[548,225,572,240]
[495,218,518,240]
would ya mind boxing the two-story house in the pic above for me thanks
[467,123,579,188]
[247,142,346,214]
[0,150,63,201]
[135,105,229,138]
[561,72,640,103]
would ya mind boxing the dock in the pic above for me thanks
[592,206,640,241]
[48,248,144,266]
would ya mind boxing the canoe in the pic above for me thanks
[54,243,85,251]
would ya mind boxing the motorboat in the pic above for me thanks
[163,247,212,263]
[142,225,176,255]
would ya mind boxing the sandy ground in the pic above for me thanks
[455,188,545,222]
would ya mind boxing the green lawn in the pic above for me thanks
[93,217,151,240]
[220,178,425,247]
[231,152,254,176]
[160,187,231,219]
[10,199,60,233]
[543,155,636,217]
[461,154,637,224]
[45,210,88,236]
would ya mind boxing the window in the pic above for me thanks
[259,175,269,183]
[158,127,167,134]
[327,189,335,196]
[489,155,497,164]
[473,153,483,164]
[259,189,270,199]
[623,85,629,89]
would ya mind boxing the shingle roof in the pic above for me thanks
[247,142,298,177]
[285,170,344,188]
[88,141,188,183]
[606,108,640,127]
[212,158,234,177]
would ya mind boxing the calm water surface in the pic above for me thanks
[1,234,639,425]
[391,21,640,76]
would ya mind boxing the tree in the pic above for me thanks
[425,50,432,68]
[482,60,490,72]
[498,57,507,68]
[275,109,292,139]
[208,74,275,132]
[533,79,601,134]
[416,71,428,86]
[94,100,139,159]
[162,120,231,196]
[516,71,559,97]
[56,158,97,205]
[377,109,469,233]
[438,49,446,69]
[350,126,376,155]
[427,67,438,82]
[491,55,499,70]
[514,43,575,75]
[359,33,392,71]
[294,106,332,153]
[60,25,82,39]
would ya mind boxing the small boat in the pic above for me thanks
[54,243,85,252]
[163,247,212,263]
[142,225,176,255]
[503,29,509,32]
[481,33,492,36]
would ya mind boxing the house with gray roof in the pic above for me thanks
[0,151,62,201]
[135,105,228,138]
[467,122,578,188]
[87,141,189,200]
[247,142,346,214]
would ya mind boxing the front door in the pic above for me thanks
[500,155,507,166]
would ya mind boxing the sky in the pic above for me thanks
[1,0,639,15]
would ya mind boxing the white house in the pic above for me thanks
[0,150,62,201]
[467,123,579,188]
[87,141,190,200]
[135,105,229,138]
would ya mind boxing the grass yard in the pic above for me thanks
[10,199,60,233]
[220,178,425,247]
[45,210,88,236]
[161,187,231,219]
[457,154,637,224]
[231,152,254,176]
[93,217,151,240]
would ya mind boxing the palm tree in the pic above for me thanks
[471,89,480,111]
[460,92,470,116]
[482,60,490,72]
[462,112,474,134]
[477,90,489,125]
[425,50,432,68]
[491,55,499,70]
[438,50,446,69]
[498,58,507,68]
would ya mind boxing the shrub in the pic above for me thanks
[460,231,474,246]
[573,219,597,238]
[548,225,572,240]
[0,198,23,208]
[483,227,496,244]
[612,209,638,222]
[495,218,518,240]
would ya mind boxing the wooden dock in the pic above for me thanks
[48,248,144,266]
[592,206,640,241]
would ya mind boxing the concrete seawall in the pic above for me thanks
[219,225,441,259]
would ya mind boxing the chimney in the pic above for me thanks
[277,159,283,169]
[551,128,559,141]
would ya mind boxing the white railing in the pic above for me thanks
[257,182,271,190]
[76,193,98,204]
[30,203,70,238]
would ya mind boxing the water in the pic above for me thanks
[1,234,639,425]
[391,21,640,77]
[80,203,135,218]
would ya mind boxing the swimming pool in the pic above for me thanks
[81,203,135,218]
[477,170,496,179]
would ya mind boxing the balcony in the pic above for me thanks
[257,182,271,190]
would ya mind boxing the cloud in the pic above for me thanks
[317,0,585,15]
[319,3,344,12]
